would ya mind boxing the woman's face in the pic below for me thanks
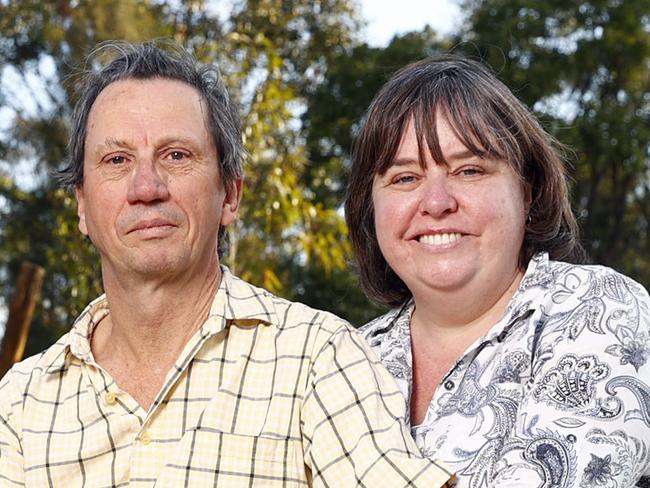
[371,115,529,303]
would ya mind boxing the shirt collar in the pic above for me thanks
[201,265,278,335]
[479,252,551,343]
[43,265,277,374]
[43,293,108,374]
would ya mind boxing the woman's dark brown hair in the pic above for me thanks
[345,54,585,307]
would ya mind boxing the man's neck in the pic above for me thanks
[90,262,222,410]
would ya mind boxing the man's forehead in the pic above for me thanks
[79,77,218,172]
[85,77,211,138]
[93,77,204,106]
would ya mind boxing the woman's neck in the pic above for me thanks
[410,268,524,336]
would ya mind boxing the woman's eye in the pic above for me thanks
[392,174,417,184]
[458,167,483,177]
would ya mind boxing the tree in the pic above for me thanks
[457,0,650,286]
[0,0,171,353]
[0,0,364,354]
[297,28,454,322]
[303,27,450,207]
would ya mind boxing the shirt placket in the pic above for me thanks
[421,305,534,428]
[129,323,222,486]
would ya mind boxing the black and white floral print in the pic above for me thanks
[361,253,650,487]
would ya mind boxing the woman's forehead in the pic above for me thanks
[375,112,496,173]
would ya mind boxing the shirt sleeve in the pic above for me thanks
[0,369,26,487]
[300,320,453,487]
[492,272,650,487]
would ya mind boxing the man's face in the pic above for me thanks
[76,78,241,283]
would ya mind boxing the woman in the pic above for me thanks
[345,55,650,487]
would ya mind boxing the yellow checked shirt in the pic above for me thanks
[0,267,452,487]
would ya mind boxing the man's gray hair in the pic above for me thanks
[58,40,243,190]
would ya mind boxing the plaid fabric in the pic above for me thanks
[0,267,452,487]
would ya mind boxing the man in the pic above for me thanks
[0,41,452,487]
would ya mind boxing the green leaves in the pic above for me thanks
[0,0,647,356]
[457,0,649,283]
[0,0,366,353]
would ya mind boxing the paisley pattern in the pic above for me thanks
[361,253,650,487]
[533,354,610,411]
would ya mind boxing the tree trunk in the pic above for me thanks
[0,262,45,378]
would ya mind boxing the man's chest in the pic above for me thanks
[21,342,310,487]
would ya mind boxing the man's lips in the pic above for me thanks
[127,218,177,234]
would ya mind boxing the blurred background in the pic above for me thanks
[0,0,648,359]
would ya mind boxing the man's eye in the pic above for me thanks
[109,155,126,165]
[169,151,187,161]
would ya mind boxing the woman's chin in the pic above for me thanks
[402,264,478,296]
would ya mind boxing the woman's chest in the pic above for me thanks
[412,345,534,474]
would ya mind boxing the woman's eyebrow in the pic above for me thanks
[388,157,420,167]
[446,149,477,161]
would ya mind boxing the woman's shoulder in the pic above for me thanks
[358,302,411,345]
[558,259,646,298]
[524,253,649,303]
[530,254,650,355]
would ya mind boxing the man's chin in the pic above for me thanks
[120,254,188,279]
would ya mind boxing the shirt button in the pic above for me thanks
[140,432,151,445]
[443,380,455,390]
[104,392,117,405]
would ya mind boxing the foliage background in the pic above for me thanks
[0,0,648,356]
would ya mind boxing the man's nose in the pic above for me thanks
[126,158,170,204]
[418,175,458,217]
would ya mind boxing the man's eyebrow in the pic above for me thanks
[156,135,202,148]
[92,138,134,159]
[92,136,203,159]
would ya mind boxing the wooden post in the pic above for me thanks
[0,261,45,378]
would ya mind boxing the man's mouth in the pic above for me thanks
[128,219,176,234]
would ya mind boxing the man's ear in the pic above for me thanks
[220,177,243,226]
[75,185,89,236]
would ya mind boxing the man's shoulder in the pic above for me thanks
[0,332,71,403]
[223,270,371,372]
[224,269,352,335]
[267,291,351,334]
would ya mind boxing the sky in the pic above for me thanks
[358,0,462,46]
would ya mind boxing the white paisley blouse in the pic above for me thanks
[360,253,650,487]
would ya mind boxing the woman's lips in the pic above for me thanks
[418,232,463,245]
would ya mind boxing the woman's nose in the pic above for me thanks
[418,175,458,217]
